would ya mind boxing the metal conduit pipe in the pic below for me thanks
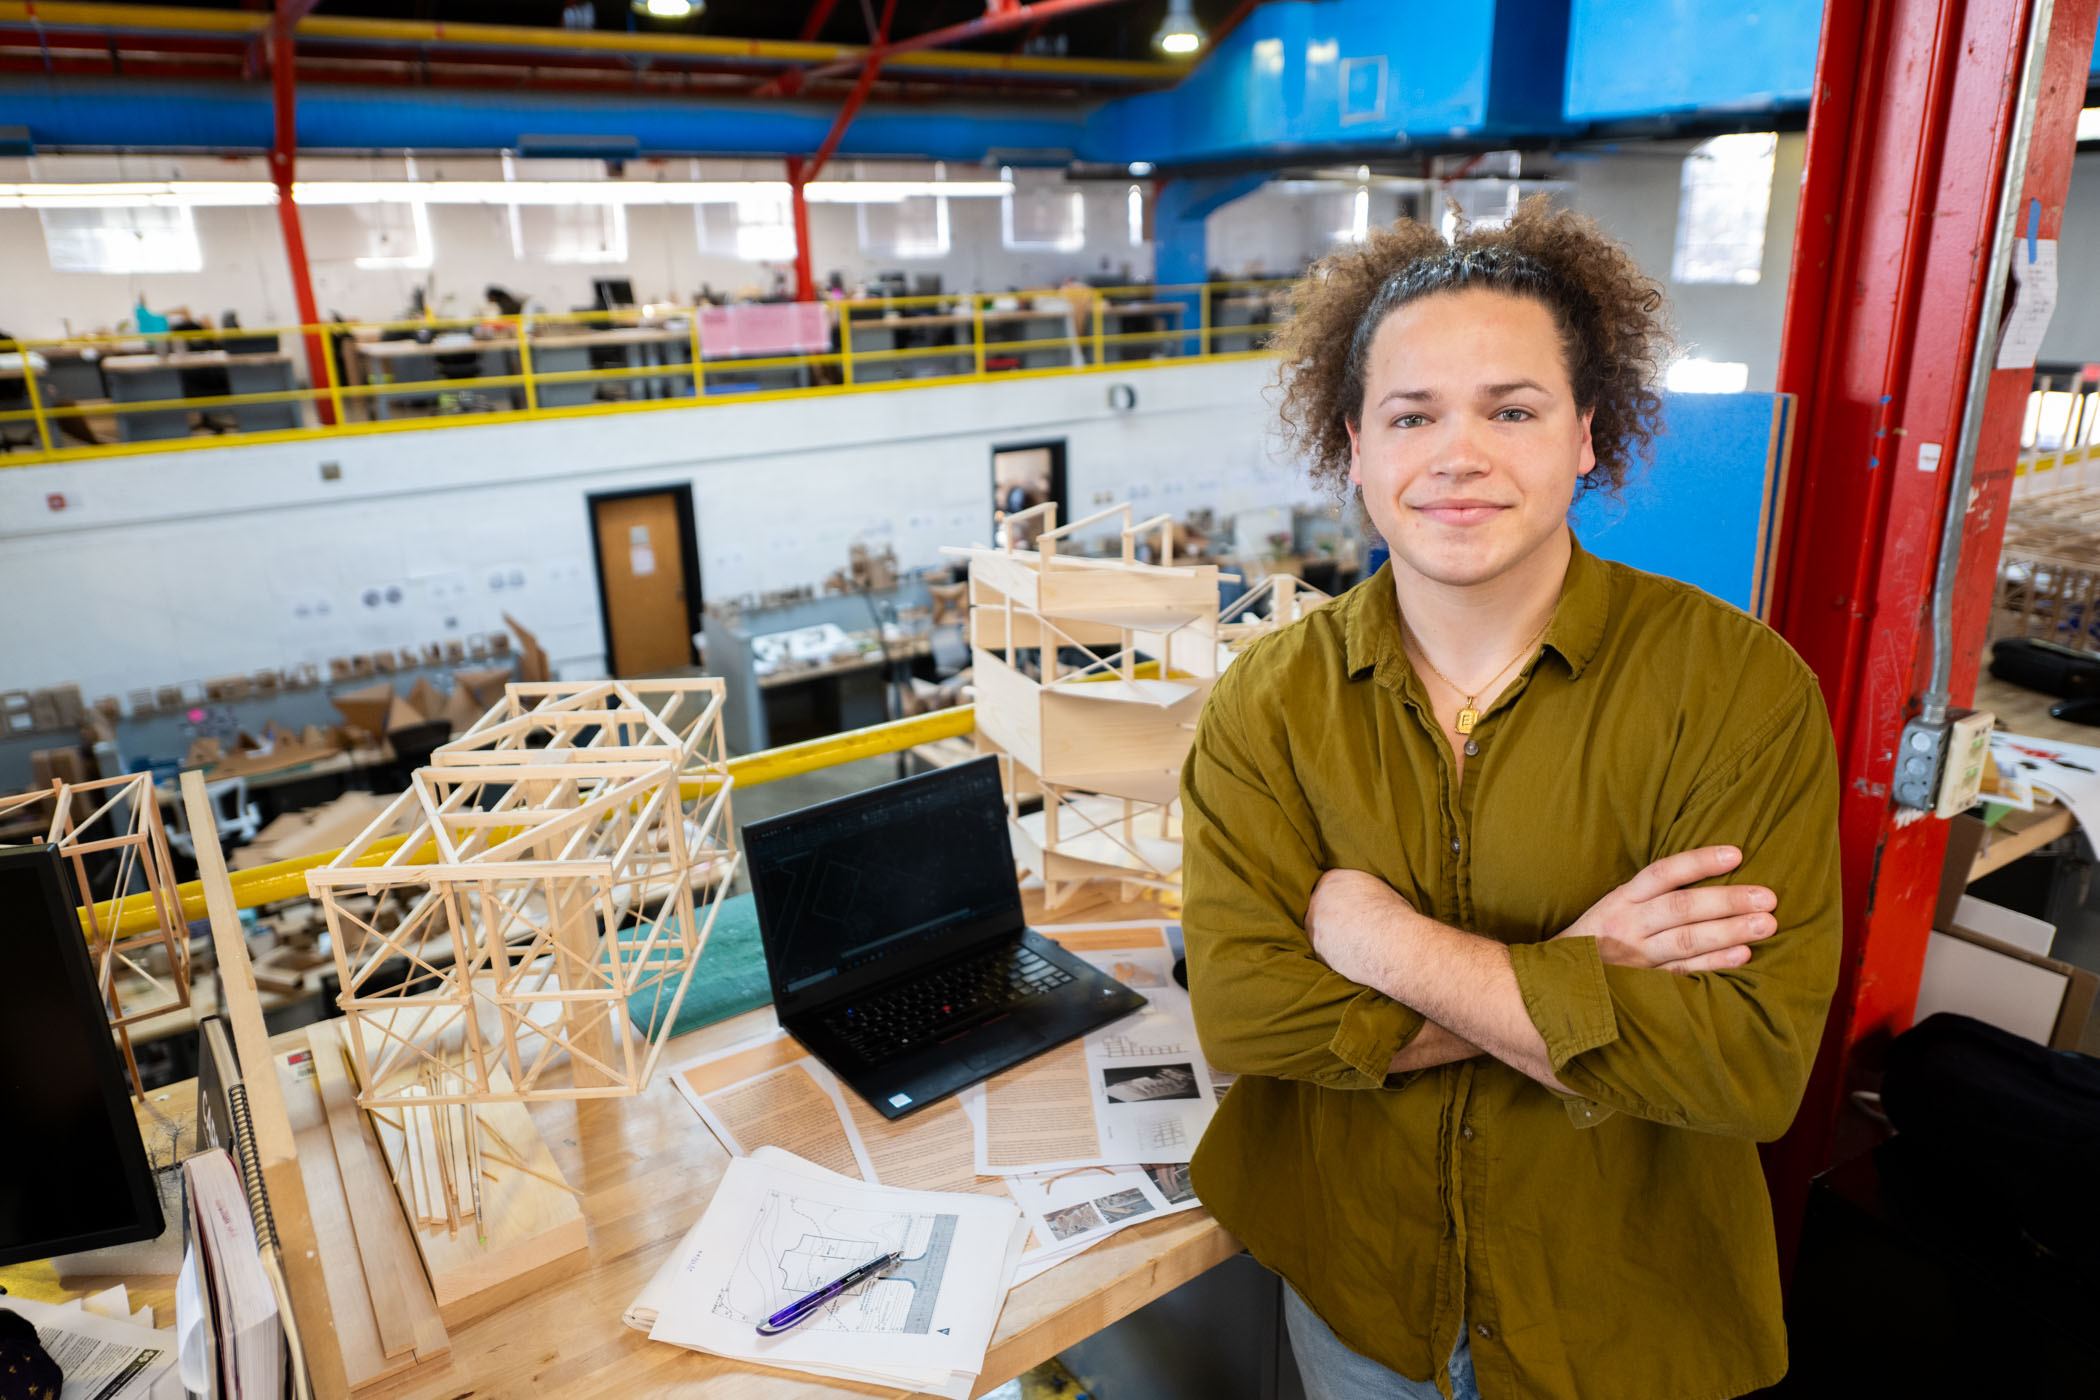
[1919,0,2053,726]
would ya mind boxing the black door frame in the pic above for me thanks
[586,483,704,677]
[990,437,1069,542]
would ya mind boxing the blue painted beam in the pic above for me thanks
[1082,0,1572,168]
[1563,0,1821,123]
[0,77,1089,161]
[1154,173,1271,351]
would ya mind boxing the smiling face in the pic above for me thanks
[1348,287,1596,590]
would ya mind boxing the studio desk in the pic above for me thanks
[82,887,1240,1399]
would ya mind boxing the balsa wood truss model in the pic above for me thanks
[953,503,1222,911]
[304,678,738,1312]
[0,773,191,1096]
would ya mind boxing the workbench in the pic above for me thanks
[101,351,300,440]
[59,889,1241,1399]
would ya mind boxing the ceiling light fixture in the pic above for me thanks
[633,0,700,18]
[1154,0,1204,55]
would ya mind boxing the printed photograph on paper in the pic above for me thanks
[1044,1201,1108,1242]
[1092,1188,1155,1224]
[1143,1162,1196,1205]
[1101,1062,1201,1103]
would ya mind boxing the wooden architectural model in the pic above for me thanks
[1216,572,1334,663]
[304,677,738,1314]
[0,772,191,1096]
[953,503,1221,910]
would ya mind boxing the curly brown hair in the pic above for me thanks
[1271,195,1670,496]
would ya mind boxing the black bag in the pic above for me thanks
[1988,635,2100,699]
[1877,1012,2100,1283]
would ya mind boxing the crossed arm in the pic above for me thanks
[1302,848,1779,1092]
[1182,679,1842,1138]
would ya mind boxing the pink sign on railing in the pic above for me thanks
[696,302,831,359]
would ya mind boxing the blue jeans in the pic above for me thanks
[1284,1284,1481,1400]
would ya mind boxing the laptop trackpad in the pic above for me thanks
[964,1028,1044,1071]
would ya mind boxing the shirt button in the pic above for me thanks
[1463,738,1479,757]
[1460,1124,1475,1141]
[1475,1323,1493,1341]
[1449,838,1461,857]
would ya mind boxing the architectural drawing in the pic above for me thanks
[718,1193,956,1336]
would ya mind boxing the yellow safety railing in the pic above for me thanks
[0,280,1293,468]
[86,706,976,939]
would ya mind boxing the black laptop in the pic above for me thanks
[745,756,1147,1120]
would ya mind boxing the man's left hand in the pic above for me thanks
[1306,868,1412,985]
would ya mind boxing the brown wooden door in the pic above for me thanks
[592,492,693,676]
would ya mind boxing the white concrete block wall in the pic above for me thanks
[0,358,1324,701]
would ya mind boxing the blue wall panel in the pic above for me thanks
[1564,0,1822,122]
[1571,392,1791,616]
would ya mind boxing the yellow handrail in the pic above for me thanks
[86,706,975,938]
[0,282,1292,467]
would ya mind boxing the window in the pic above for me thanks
[1127,184,1146,246]
[40,204,202,274]
[698,189,796,262]
[512,202,628,264]
[1002,168,1084,252]
[1664,357,1750,394]
[1672,132,1776,285]
[351,200,433,269]
[858,194,949,259]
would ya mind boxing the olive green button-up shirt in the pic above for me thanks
[1182,541,1841,1400]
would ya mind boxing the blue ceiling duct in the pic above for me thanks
[0,77,1089,162]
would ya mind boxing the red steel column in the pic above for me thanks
[268,7,334,425]
[786,156,816,304]
[1762,0,2099,1263]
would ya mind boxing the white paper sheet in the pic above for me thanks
[1989,731,2100,833]
[968,940,1217,1175]
[0,1294,177,1400]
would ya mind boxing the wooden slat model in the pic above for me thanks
[0,772,191,1096]
[949,503,1222,911]
[303,678,738,1319]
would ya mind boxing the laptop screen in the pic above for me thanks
[745,757,1022,1014]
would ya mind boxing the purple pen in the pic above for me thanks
[754,1250,902,1335]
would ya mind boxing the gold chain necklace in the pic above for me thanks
[1402,616,1552,735]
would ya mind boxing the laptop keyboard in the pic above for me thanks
[823,942,1076,1068]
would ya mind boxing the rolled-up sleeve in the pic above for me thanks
[1183,672,1426,1090]
[1507,675,1842,1140]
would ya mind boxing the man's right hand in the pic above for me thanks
[1555,846,1775,975]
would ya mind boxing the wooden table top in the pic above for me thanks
[101,351,293,370]
[352,337,511,362]
[70,887,1237,1400]
[532,326,689,347]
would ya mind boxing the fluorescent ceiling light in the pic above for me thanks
[0,178,1012,210]
[634,0,700,16]
[1129,161,1154,177]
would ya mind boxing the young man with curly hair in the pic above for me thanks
[1181,199,1842,1400]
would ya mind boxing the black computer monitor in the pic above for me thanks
[911,273,943,297]
[593,277,636,310]
[0,844,165,1266]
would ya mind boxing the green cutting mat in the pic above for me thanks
[621,891,773,1039]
